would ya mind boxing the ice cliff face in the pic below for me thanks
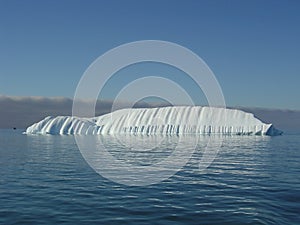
[25,106,283,136]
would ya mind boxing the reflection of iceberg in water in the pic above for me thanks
[25,106,283,136]
[74,134,270,186]
[98,134,181,166]
[76,134,200,186]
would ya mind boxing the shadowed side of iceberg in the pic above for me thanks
[265,124,283,136]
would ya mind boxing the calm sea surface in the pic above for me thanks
[0,129,299,225]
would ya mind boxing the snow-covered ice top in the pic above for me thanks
[25,106,282,136]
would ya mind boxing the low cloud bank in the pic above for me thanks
[0,96,299,133]
[0,96,168,129]
[238,107,300,134]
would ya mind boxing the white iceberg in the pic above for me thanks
[25,106,282,136]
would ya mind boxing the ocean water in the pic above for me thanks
[0,129,299,225]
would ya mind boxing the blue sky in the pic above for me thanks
[0,0,300,109]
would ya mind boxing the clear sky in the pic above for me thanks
[0,0,300,109]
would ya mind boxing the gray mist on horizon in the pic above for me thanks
[0,96,299,133]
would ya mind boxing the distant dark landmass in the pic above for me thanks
[0,96,299,133]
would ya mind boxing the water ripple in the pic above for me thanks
[0,130,299,224]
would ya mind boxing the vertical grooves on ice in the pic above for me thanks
[25,106,282,136]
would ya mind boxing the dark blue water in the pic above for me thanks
[0,129,299,225]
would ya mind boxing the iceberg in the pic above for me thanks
[25,106,282,136]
